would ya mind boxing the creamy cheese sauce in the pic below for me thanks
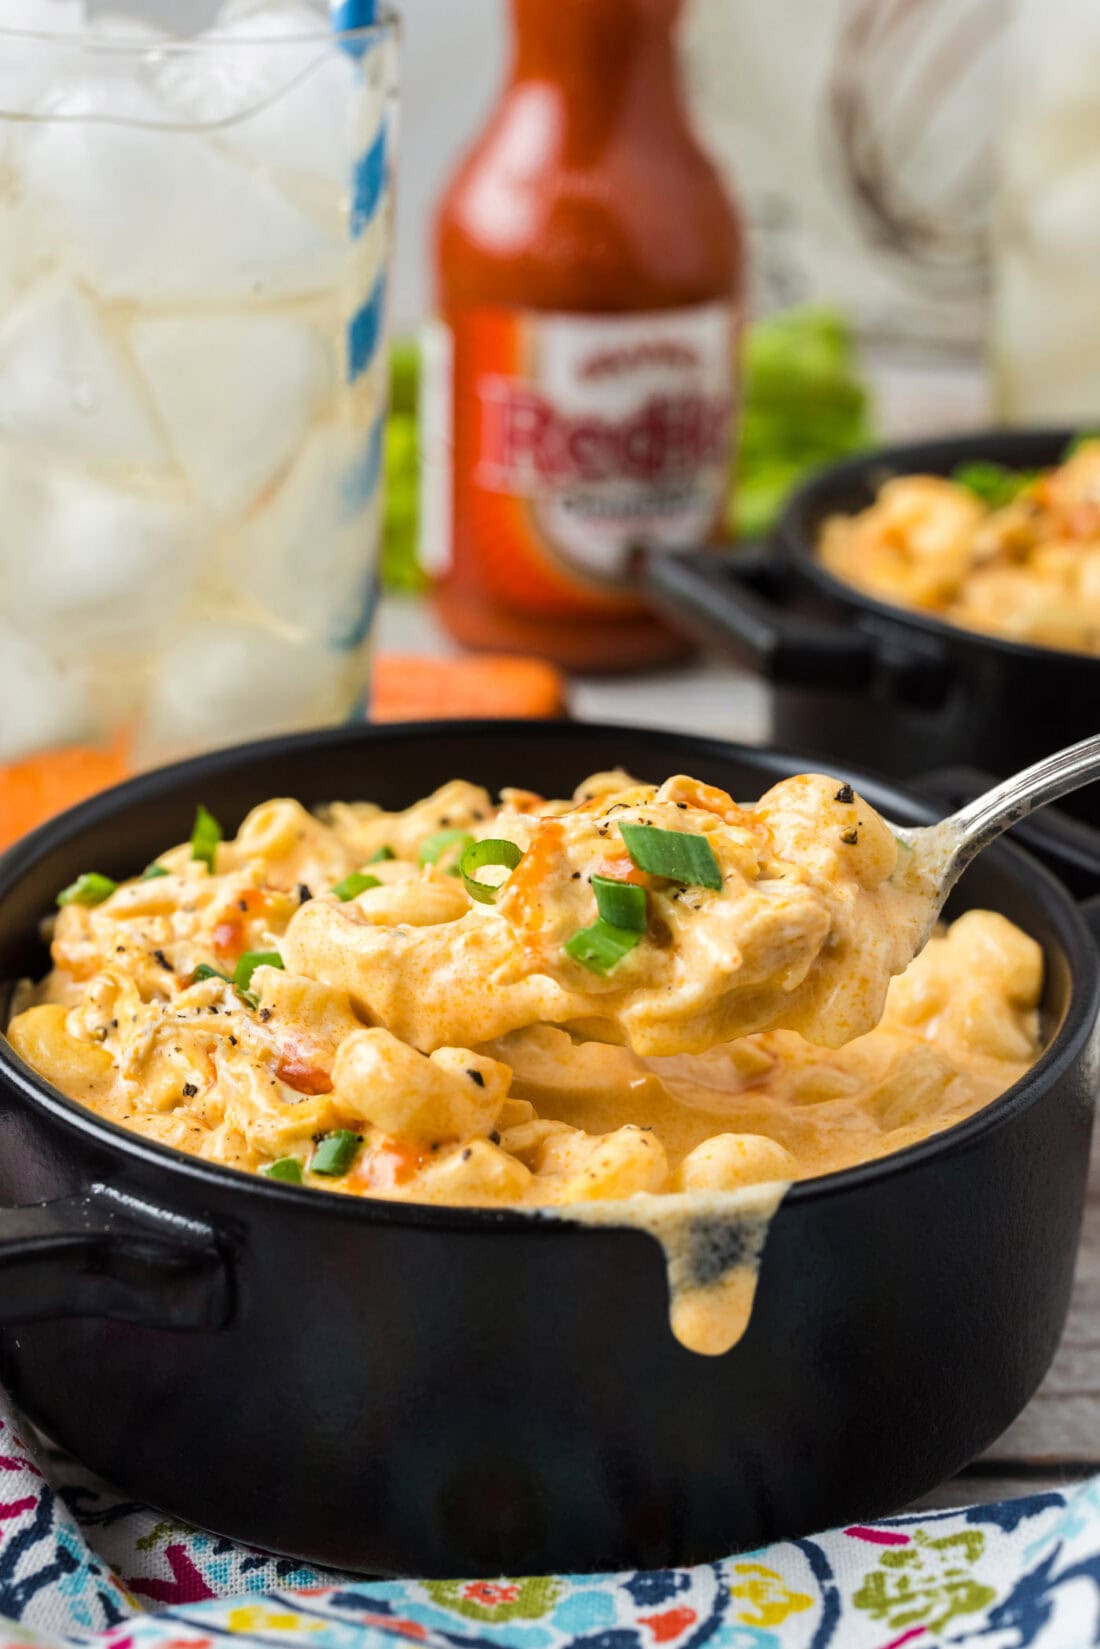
[4,772,1044,1355]
[282,771,939,1055]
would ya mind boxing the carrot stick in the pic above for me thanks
[372,654,566,723]
[0,743,130,854]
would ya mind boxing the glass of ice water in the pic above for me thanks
[0,0,397,769]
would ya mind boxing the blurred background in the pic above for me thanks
[380,0,1023,605]
[395,0,998,402]
[2,0,1097,841]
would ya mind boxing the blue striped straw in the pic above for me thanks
[330,0,378,34]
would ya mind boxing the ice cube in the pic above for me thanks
[129,312,335,514]
[0,3,83,141]
[0,274,170,470]
[86,12,172,41]
[156,0,368,188]
[0,455,206,653]
[3,1,83,33]
[211,0,324,21]
[20,75,347,304]
[0,193,55,316]
[135,619,364,765]
[0,621,99,763]
[232,418,383,646]
[0,14,75,150]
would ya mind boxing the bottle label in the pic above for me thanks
[421,303,737,611]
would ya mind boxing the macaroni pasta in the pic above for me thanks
[5,774,1041,1211]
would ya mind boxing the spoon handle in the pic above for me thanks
[947,732,1100,875]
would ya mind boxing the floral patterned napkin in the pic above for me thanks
[0,1391,1095,1649]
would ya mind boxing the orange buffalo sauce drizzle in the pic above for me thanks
[360,1139,426,1190]
[589,850,650,887]
[660,778,752,828]
[212,920,245,960]
[501,818,567,967]
[275,1051,333,1097]
[212,891,269,963]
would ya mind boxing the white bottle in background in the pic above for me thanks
[992,0,1100,424]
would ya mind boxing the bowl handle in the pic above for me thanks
[639,544,875,687]
[0,1185,230,1330]
[639,544,950,700]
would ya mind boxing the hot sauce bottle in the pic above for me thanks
[422,0,744,671]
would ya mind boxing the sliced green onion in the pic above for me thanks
[951,461,1039,509]
[142,863,170,881]
[369,845,395,863]
[190,805,223,872]
[264,1157,303,1184]
[460,838,522,905]
[311,1130,361,1177]
[565,918,642,975]
[618,822,722,891]
[192,963,231,985]
[418,828,474,873]
[332,872,381,902]
[234,950,284,993]
[592,874,647,932]
[57,873,117,909]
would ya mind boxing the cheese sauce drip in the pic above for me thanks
[556,1184,785,1356]
[4,773,1044,1355]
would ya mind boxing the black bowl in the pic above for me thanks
[643,429,1100,824]
[0,720,1096,1577]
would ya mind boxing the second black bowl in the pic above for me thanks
[644,428,1100,825]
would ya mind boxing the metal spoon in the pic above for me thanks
[893,732,1100,926]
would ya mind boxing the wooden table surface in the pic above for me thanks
[378,566,1100,1514]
